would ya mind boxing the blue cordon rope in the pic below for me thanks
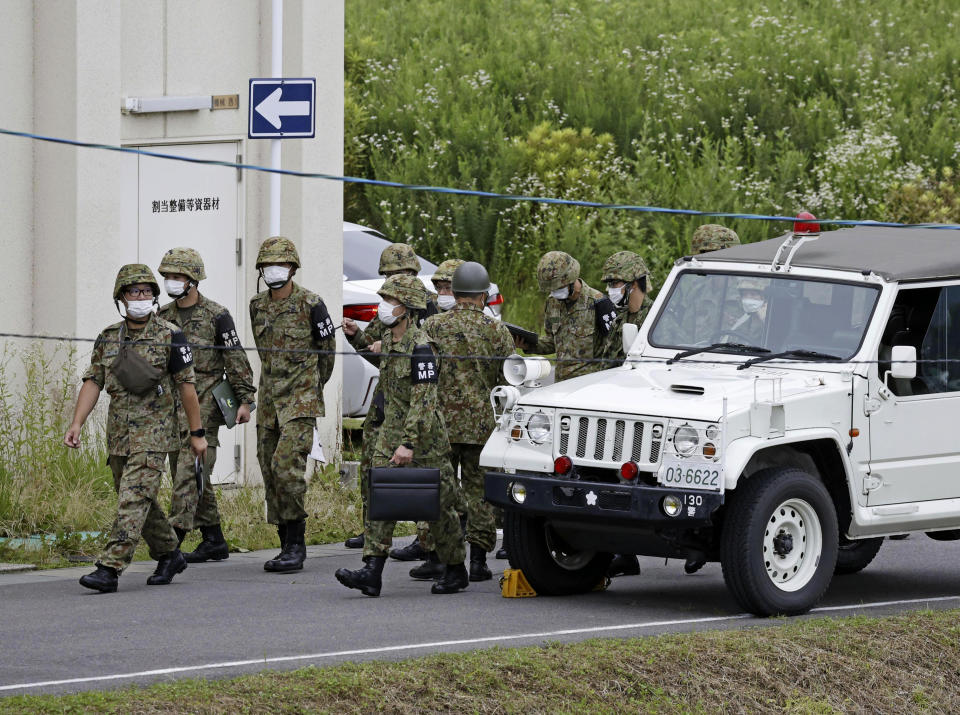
[3,126,959,229]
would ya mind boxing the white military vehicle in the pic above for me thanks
[481,221,960,616]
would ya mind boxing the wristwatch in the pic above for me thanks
[190,428,206,438]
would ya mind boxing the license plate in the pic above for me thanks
[658,460,723,492]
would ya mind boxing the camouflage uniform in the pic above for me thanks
[423,302,513,552]
[599,251,654,364]
[83,305,196,573]
[362,326,465,566]
[250,240,336,526]
[159,293,255,529]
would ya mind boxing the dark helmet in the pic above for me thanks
[452,261,491,294]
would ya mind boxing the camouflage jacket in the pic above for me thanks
[82,313,196,456]
[527,280,615,382]
[249,282,336,426]
[423,303,514,445]
[159,294,256,436]
[372,325,450,468]
[600,295,653,364]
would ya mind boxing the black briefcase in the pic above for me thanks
[368,467,441,522]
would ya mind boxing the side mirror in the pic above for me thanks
[622,323,639,355]
[890,345,917,380]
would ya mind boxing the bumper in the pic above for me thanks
[485,471,724,527]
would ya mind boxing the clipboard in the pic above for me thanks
[194,456,204,499]
[503,322,539,349]
[212,379,255,428]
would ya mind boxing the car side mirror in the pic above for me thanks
[622,323,639,355]
[890,345,917,380]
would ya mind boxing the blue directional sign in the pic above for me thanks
[248,78,316,139]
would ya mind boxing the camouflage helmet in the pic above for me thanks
[691,224,740,254]
[158,247,206,282]
[738,277,768,293]
[601,251,649,284]
[256,236,300,269]
[378,242,421,275]
[378,274,427,310]
[113,264,160,300]
[452,261,491,294]
[432,259,465,284]
[536,251,580,292]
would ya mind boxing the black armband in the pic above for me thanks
[594,297,619,337]
[311,301,336,341]
[214,312,241,348]
[168,331,194,373]
[410,344,439,384]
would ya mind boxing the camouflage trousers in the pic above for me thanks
[451,443,496,552]
[168,435,221,530]
[257,416,313,524]
[363,461,465,564]
[99,452,179,573]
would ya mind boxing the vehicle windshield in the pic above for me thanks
[343,229,437,280]
[649,271,880,360]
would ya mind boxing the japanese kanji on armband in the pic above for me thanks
[411,344,439,384]
[311,302,335,341]
[594,297,619,336]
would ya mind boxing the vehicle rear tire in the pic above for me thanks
[720,467,838,617]
[504,510,612,595]
[835,537,883,575]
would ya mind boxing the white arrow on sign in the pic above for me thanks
[254,87,311,130]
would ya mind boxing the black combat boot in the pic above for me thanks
[389,538,427,561]
[184,524,230,563]
[263,523,288,570]
[683,555,706,575]
[431,563,469,594]
[79,564,118,593]
[335,555,385,597]
[409,551,445,580]
[146,550,187,585]
[607,554,641,578]
[173,526,189,548]
[469,543,492,582]
[344,533,364,548]
[264,520,306,572]
[495,529,509,560]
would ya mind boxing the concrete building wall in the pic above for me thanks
[0,0,344,480]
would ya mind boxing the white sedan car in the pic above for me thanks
[341,222,503,417]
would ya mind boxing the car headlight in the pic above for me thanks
[674,424,699,456]
[527,412,551,443]
[705,424,720,440]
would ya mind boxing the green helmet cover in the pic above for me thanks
[432,258,465,283]
[601,250,649,284]
[536,251,580,292]
[378,243,421,275]
[691,224,740,254]
[158,247,206,282]
[378,274,427,310]
[114,264,160,300]
[256,236,301,269]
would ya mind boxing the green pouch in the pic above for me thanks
[212,379,239,427]
[110,334,163,396]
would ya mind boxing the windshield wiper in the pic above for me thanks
[668,343,770,365]
[737,349,842,370]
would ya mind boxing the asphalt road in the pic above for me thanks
[2,533,959,696]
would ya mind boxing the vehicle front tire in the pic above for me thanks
[504,510,612,595]
[720,467,838,617]
[835,536,883,575]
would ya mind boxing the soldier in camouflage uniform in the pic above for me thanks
[342,242,439,560]
[157,248,256,562]
[518,251,619,382]
[599,251,654,365]
[422,261,513,581]
[336,275,468,597]
[250,237,336,573]
[64,264,206,593]
[691,224,740,255]
[432,258,464,312]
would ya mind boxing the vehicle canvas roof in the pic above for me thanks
[696,225,960,282]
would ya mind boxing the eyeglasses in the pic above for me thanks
[124,287,155,298]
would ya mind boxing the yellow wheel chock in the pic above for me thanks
[499,569,537,597]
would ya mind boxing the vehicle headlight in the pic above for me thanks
[510,482,527,504]
[512,408,526,424]
[705,424,720,440]
[673,424,699,456]
[527,413,551,443]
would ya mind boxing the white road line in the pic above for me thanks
[3,595,958,692]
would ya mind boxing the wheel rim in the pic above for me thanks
[762,498,822,592]
[544,526,595,571]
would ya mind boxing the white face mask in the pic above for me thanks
[550,286,570,301]
[164,279,188,298]
[378,301,401,326]
[741,297,764,314]
[262,266,291,288]
[437,294,456,311]
[606,285,625,305]
[125,299,155,319]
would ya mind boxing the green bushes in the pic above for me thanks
[345,0,960,325]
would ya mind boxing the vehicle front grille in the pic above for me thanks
[558,413,663,468]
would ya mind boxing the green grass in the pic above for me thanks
[345,0,960,328]
[4,609,960,712]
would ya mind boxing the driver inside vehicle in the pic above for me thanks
[724,278,769,344]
